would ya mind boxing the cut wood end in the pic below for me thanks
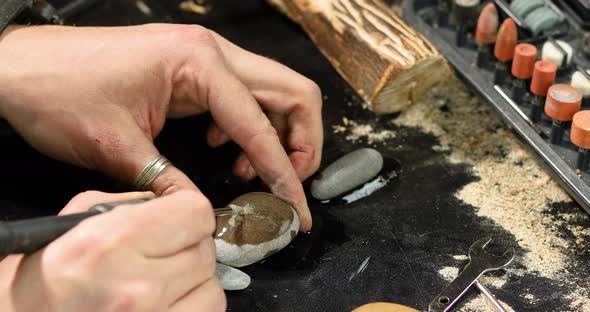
[265,0,449,115]
[370,56,451,114]
[267,0,288,15]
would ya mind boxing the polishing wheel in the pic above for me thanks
[352,302,420,312]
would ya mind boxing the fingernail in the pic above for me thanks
[121,191,157,200]
[136,191,157,199]
[302,210,313,231]
[296,201,312,232]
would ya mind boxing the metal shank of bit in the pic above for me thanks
[475,280,507,312]
[428,237,515,312]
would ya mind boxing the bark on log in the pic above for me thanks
[267,0,450,114]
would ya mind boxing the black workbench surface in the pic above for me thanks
[1,1,590,311]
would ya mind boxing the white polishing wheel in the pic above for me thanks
[571,70,590,97]
[542,40,573,67]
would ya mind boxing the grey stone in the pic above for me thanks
[311,148,383,200]
[215,263,251,291]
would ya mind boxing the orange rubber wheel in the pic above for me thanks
[352,302,420,312]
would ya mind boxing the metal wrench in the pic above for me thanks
[428,237,515,312]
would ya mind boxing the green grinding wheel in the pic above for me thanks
[510,0,544,19]
[525,7,561,36]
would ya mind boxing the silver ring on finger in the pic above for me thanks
[133,155,172,191]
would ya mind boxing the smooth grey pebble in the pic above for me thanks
[215,263,251,291]
[311,148,383,200]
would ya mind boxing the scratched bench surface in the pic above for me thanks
[1,1,590,311]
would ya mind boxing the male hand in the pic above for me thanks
[0,24,323,230]
[0,190,225,311]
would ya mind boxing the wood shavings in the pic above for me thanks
[437,266,507,289]
[524,293,537,304]
[437,266,459,281]
[437,266,513,311]
[135,0,152,15]
[452,254,468,261]
[460,294,515,312]
[395,76,590,310]
[567,289,590,311]
[179,0,211,15]
[333,117,396,144]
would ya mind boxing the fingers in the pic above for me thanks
[211,31,323,181]
[169,277,226,312]
[111,190,215,257]
[59,191,156,215]
[233,153,256,181]
[61,190,214,260]
[156,238,216,304]
[206,121,230,148]
[192,48,311,231]
[233,113,289,181]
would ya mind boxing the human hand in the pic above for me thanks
[0,24,322,230]
[0,190,225,312]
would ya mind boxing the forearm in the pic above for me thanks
[0,25,63,126]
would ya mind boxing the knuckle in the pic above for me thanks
[41,221,120,280]
[176,190,215,233]
[163,25,220,58]
[300,78,322,107]
[176,25,217,46]
[71,219,123,260]
[245,122,279,148]
[110,281,163,312]
[66,191,104,209]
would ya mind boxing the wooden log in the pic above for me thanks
[267,0,450,114]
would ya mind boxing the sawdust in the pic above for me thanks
[437,266,513,311]
[437,266,459,282]
[460,294,515,312]
[524,293,535,301]
[178,0,210,14]
[437,266,507,289]
[394,76,590,310]
[566,288,590,311]
[135,0,152,15]
[333,117,396,144]
[452,254,468,261]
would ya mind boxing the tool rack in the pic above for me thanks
[403,0,590,215]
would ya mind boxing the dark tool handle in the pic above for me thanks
[0,211,100,255]
[58,0,101,19]
[0,0,33,33]
[0,198,150,256]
